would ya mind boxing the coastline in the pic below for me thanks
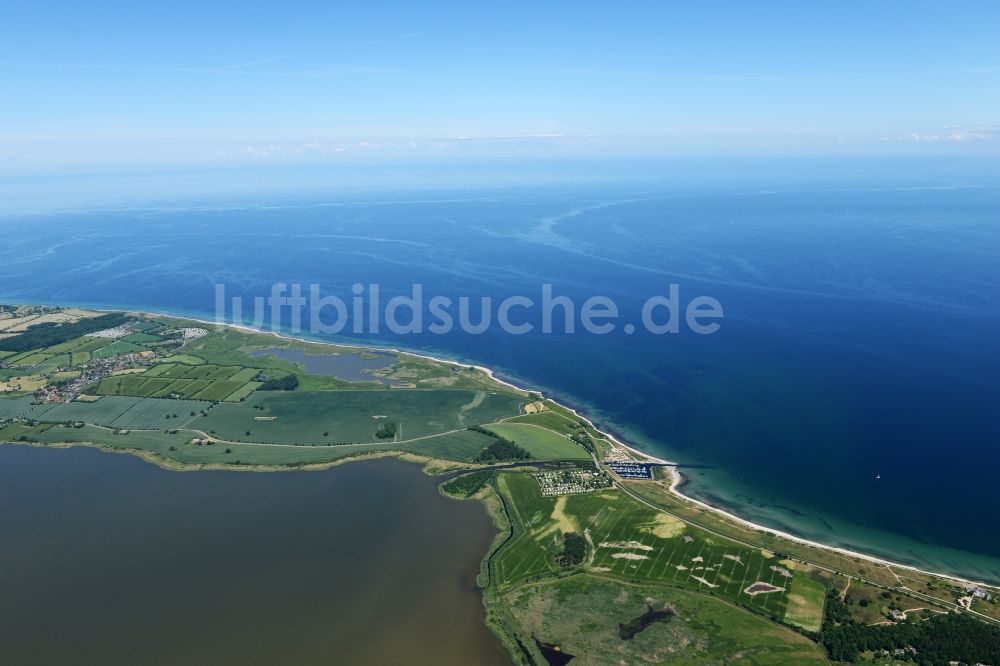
[150,308,1000,590]
[4,300,998,590]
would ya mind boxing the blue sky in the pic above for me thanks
[2,1,999,170]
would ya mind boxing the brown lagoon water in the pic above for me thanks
[0,446,510,665]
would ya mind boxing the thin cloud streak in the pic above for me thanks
[0,60,393,80]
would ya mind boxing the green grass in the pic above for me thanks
[190,389,525,445]
[175,379,213,397]
[95,375,143,396]
[223,381,262,402]
[37,353,72,368]
[191,380,245,401]
[142,363,179,377]
[91,340,145,359]
[144,378,188,397]
[106,397,208,430]
[9,351,53,366]
[40,336,108,355]
[441,469,494,497]
[784,572,826,632]
[158,364,196,379]
[157,355,205,365]
[0,395,36,419]
[504,409,583,435]
[96,364,261,401]
[493,472,805,622]
[121,332,162,344]
[405,429,499,461]
[484,423,590,459]
[32,396,143,426]
[28,395,208,429]
[503,575,828,665]
[228,367,262,384]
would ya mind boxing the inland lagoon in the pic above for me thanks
[250,347,398,384]
[0,446,510,665]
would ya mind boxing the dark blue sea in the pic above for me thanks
[3,157,999,581]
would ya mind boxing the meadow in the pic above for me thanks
[30,396,208,429]
[503,575,827,665]
[484,422,591,460]
[492,472,825,627]
[190,389,526,445]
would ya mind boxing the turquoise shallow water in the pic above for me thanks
[2,158,999,582]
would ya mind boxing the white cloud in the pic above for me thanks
[881,125,999,143]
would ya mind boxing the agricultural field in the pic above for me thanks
[491,471,820,624]
[0,373,49,394]
[784,572,827,632]
[402,428,500,461]
[190,389,526,445]
[502,576,828,665]
[484,422,591,460]
[91,340,146,359]
[30,396,209,429]
[503,409,582,435]
[223,381,262,402]
[0,395,36,419]
[31,396,144,426]
[95,363,260,402]
[0,306,99,340]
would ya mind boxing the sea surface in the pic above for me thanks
[0,446,509,665]
[2,157,999,582]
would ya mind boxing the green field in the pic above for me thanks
[0,395,36,419]
[784,572,826,632]
[223,381,263,402]
[31,396,208,429]
[95,363,260,402]
[191,389,526,445]
[157,354,205,365]
[503,575,828,665]
[484,422,590,459]
[403,428,499,461]
[504,409,582,435]
[492,472,805,621]
[121,332,161,344]
[32,396,143,425]
[107,397,208,429]
[53,337,111,355]
[8,351,54,366]
[70,351,93,365]
[91,340,145,359]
